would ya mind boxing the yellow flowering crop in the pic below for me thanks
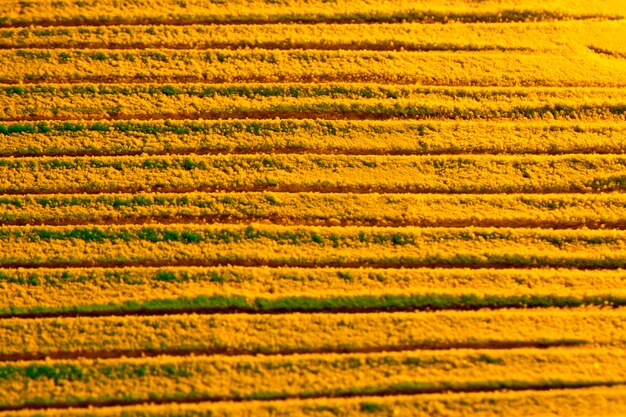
[0,20,624,53]
[1,265,626,315]
[2,0,626,414]
[0,224,625,271]
[0,309,624,359]
[2,0,624,26]
[2,48,626,86]
[0,347,624,408]
[0,153,624,194]
[1,85,625,121]
[5,387,626,417]
[1,191,626,228]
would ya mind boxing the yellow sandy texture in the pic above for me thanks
[4,387,626,417]
[1,154,626,193]
[1,119,626,155]
[1,85,625,120]
[1,191,626,228]
[0,309,625,358]
[0,347,624,408]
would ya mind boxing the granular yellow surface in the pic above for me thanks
[0,1,625,415]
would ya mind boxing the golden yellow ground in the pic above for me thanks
[0,0,625,415]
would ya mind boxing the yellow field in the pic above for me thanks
[2,20,626,52]
[1,347,626,408]
[1,0,626,415]
[2,192,626,228]
[3,265,626,316]
[2,85,626,121]
[6,388,626,417]
[3,0,626,26]
[2,120,626,156]
[1,309,626,360]
[3,49,626,86]
[3,154,626,194]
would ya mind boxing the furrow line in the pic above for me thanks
[588,46,626,59]
[1,298,625,319]
[4,76,626,88]
[4,214,626,230]
[2,107,625,122]
[0,43,529,52]
[0,111,537,122]
[0,186,623,196]
[4,387,626,417]
[4,258,626,271]
[1,13,621,29]
[0,382,620,413]
[0,341,585,363]
[1,148,626,159]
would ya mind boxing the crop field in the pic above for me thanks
[1,0,626,416]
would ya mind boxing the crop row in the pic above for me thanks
[3,191,626,229]
[3,387,626,417]
[0,309,624,359]
[3,83,624,100]
[1,119,625,157]
[1,265,626,316]
[1,49,625,86]
[0,347,624,408]
[0,154,624,194]
[0,224,626,272]
[1,0,622,27]
[1,20,624,52]
[1,84,625,121]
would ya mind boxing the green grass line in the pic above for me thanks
[3,293,626,317]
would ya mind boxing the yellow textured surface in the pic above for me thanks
[1,1,625,415]
[5,387,626,417]
[2,86,626,120]
[3,191,626,227]
[0,309,625,359]
[1,347,626,408]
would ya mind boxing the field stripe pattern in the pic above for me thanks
[1,0,626,415]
